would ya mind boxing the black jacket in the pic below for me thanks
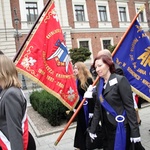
[90,74,140,138]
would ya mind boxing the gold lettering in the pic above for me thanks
[56,82,64,88]
[46,76,54,82]
[56,73,74,79]
[137,68,146,75]
[136,25,142,32]
[130,38,138,52]
[137,49,150,67]
[142,33,147,37]
[122,62,126,67]
[38,69,45,75]
[130,54,134,61]
[127,67,140,80]
[45,64,54,74]
[42,52,54,75]
[46,29,61,39]
[142,79,150,88]
[132,62,137,69]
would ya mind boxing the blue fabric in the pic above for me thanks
[98,78,126,150]
[113,19,150,100]
[76,80,89,127]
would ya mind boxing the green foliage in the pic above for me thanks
[30,91,41,111]
[30,90,68,126]
[107,44,117,53]
[69,47,91,64]
[46,96,67,126]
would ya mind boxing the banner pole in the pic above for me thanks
[54,76,100,146]
[112,6,144,57]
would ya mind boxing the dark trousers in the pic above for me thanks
[27,132,36,150]
[103,123,130,150]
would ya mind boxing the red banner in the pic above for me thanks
[14,0,79,110]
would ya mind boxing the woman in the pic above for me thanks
[84,54,141,150]
[73,62,95,150]
[0,55,36,150]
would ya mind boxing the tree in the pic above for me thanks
[107,44,117,53]
[69,47,91,64]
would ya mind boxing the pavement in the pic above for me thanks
[24,90,150,150]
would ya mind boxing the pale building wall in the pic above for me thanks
[0,0,16,59]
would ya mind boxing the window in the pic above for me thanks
[119,7,127,22]
[98,6,107,21]
[72,0,89,28]
[75,5,85,21]
[138,11,144,22]
[103,40,111,49]
[135,4,147,27]
[26,2,38,23]
[137,8,144,22]
[19,0,43,29]
[117,2,130,27]
[77,38,92,61]
[96,0,112,28]
[79,41,89,49]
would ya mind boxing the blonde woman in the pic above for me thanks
[73,62,95,150]
[0,55,36,150]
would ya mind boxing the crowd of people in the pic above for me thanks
[0,48,145,150]
[73,49,144,150]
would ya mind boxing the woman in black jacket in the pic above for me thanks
[84,53,141,150]
[73,61,95,150]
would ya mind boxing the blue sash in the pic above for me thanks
[98,78,126,150]
[76,80,89,127]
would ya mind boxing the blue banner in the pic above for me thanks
[113,20,150,102]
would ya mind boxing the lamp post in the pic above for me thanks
[14,8,27,90]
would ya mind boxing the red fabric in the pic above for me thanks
[135,94,139,104]
[23,117,29,150]
[14,1,78,109]
[0,140,8,150]
[0,116,29,150]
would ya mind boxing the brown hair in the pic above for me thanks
[95,55,115,73]
[74,61,93,90]
[0,55,21,89]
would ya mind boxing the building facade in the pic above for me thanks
[0,0,150,62]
